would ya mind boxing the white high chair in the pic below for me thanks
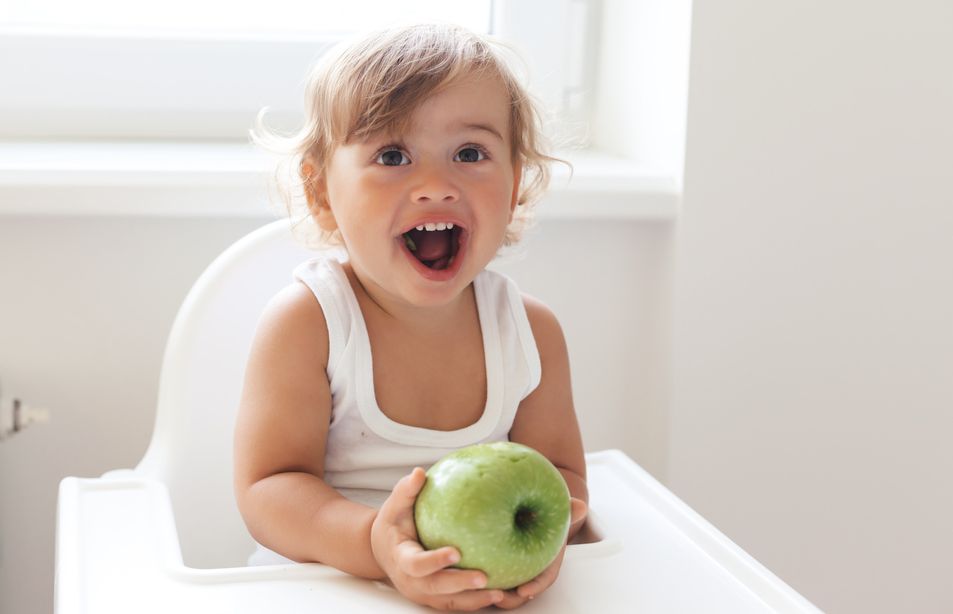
[55,220,821,613]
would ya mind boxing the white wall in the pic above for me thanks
[671,2,953,613]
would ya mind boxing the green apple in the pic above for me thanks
[413,441,571,589]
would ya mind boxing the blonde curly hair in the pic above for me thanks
[252,23,562,248]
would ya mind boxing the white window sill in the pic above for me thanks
[0,141,679,220]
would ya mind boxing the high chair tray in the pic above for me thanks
[56,450,820,613]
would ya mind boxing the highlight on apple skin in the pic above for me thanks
[413,441,572,589]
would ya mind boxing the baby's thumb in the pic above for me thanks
[394,467,427,506]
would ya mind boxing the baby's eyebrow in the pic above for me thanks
[459,122,505,142]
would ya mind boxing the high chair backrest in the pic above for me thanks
[135,219,318,568]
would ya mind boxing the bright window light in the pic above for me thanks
[2,0,602,141]
[0,0,492,35]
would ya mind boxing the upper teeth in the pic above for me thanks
[416,222,454,231]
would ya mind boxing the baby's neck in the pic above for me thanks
[342,262,476,334]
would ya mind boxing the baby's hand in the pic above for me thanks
[370,468,505,611]
[493,498,588,610]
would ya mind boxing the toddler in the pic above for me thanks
[234,23,587,611]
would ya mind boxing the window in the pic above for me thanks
[0,1,691,221]
[0,0,594,142]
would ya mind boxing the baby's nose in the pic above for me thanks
[411,168,459,204]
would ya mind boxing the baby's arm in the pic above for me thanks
[233,283,502,610]
[510,294,588,522]
[500,294,589,606]
[233,283,383,578]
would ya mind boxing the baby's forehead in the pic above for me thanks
[348,74,512,143]
[347,119,510,152]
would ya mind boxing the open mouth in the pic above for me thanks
[400,223,464,271]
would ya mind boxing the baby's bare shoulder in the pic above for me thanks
[254,282,330,368]
[520,293,565,347]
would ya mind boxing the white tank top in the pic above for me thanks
[294,254,542,509]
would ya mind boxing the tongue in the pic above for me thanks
[410,230,451,261]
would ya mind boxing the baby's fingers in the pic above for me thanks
[493,590,530,610]
[397,543,461,578]
[515,567,555,601]
[428,589,504,612]
[419,568,492,596]
[570,498,588,525]
[515,549,565,600]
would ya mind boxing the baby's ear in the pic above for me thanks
[311,190,339,233]
[302,162,338,232]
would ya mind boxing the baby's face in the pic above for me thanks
[317,74,521,311]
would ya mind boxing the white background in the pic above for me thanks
[671,2,953,613]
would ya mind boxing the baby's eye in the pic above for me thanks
[454,146,487,163]
[376,149,410,166]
